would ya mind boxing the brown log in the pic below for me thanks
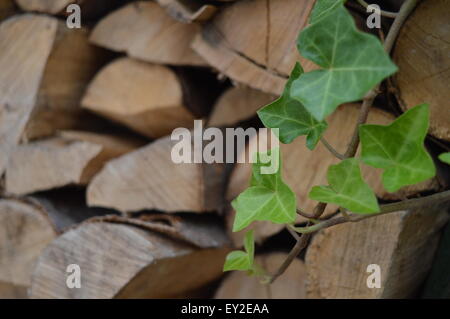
[192,0,317,95]
[393,0,450,141]
[208,86,275,127]
[156,0,218,23]
[226,104,440,245]
[0,14,57,176]
[0,194,108,298]
[5,131,143,195]
[305,204,449,298]
[215,253,307,299]
[30,214,230,298]
[0,198,56,298]
[82,57,202,139]
[24,22,112,140]
[87,134,225,214]
[90,1,206,66]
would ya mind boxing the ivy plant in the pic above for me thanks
[223,0,449,282]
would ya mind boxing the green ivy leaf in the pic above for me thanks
[232,148,297,232]
[439,152,450,165]
[309,158,379,214]
[309,0,346,24]
[223,231,254,272]
[291,3,397,121]
[359,104,436,193]
[258,63,328,149]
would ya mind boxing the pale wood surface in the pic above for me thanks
[82,57,196,138]
[305,205,449,298]
[90,1,206,66]
[192,0,316,95]
[0,14,57,175]
[394,0,450,141]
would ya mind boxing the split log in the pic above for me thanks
[192,0,317,95]
[5,131,143,195]
[30,214,230,298]
[82,57,202,139]
[226,104,440,245]
[156,0,218,23]
[24,23,112,140]
[208,86,275,127]
[90,1,206,66]
[305,204,449,298]
[87,134,225,214]
[215,253,307,299]
[0,14,57,176]
[0,0,16,21]
[394,0,450,141]
[0,195,108,298]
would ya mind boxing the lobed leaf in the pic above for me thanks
[291,3,397,121]
[232,148,297,232]
[258,63,328,149]
[223,231,255,272]
[359,104,436,192]
[309,158,379,214]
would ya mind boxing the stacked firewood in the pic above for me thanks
[0,0,449,299]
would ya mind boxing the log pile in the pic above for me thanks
[0,0,448,299]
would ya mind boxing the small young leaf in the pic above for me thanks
[439,153,450,165]
[309,158,379,214]
[232,148,297,232]
[258,63,328,149]
[359,104,436,193]
[291,3,397,121]
[309,0,346,24]
[223,231,255,272]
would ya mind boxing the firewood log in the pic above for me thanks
[87,134,225,214]
[90,1,206,66]
[81,57,207,139]
[5,131,143,195]
[305,204,449,298]
[208,86,275,127]
[0,14,57,176]
[192,0,317,95]
[24,23,112,140]
[393,0,450,141]
[215,253,307,299]
[0,15,111,177]
[0,194,109,298]
[156,0,218,23]
[226,104,441,245]
[30,214,230,298]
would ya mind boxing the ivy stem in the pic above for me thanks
[321,137,345,160]
[292,190,450,234]
[344,0,420,158]
[269,0,421,285]
[356,0,398,18]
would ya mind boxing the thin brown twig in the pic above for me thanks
[268,0,421,284]
[356,0,398,18]
[321,137,346,160]
[292,190,450,234]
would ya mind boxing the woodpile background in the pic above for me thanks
[0,0,449,299]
